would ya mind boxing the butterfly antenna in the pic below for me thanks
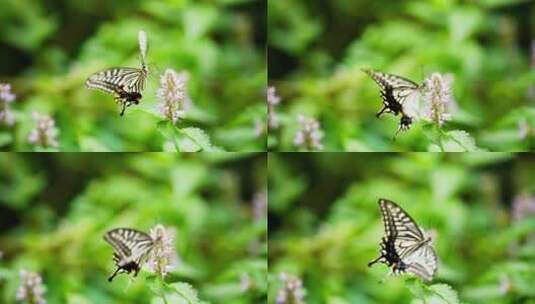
[120,102,127,116]
[108,267,121,282]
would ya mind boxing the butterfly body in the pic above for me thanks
[114,85,142,116]
[368,199,437,281]
[104,228,155,282]
[363,69,420,136]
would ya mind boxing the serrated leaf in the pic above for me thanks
[181,127,211,150]
[170,282,202,304]
[178,136,201,152]
[442,130,479,152]
[178,127,224,152]
[429,284,460,304]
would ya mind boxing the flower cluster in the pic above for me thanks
[276,272,306,304]
[146,224,178,278]
[157,69,191,123]
[16,270,46,304]
[0,83,16,126]
[422,73,456,127]
[294,115,323,151]
[267,86,281,130]
[28,112,59,148]
[512,195,535,221]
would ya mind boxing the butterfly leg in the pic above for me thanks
[393,126,403,141]
[120,102,127,116]
[368,255,385,267]
[376,106,388,118]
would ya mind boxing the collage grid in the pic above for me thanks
[1,0,535,303]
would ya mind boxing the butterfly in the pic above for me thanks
[362,69,421,137]
[368,199,437,281]
[104,228,155,282]
[86,31,149,116]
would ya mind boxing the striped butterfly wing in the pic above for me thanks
[379,199,425,259]
[104,228,154,282]
[404,243,438,281]
[362,69,420,135]
[369,199,437,281]
[86,67,147,94]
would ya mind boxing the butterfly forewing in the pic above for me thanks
[380,199,425,257]
[364,70,418,91]
[86,68,146,93]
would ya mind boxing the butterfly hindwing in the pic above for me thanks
[404,244,437,281]
[369,199,437,281]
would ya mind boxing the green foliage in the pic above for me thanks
[268,153,535,303]
[407,280,460,304]
[268,0,534,151]
[0,0,265,151]
[0,153,267,303]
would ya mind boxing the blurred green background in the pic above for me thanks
[268,0,535,151]
[0,153,267,303]
[0,0,266,151]
[268,153,535,303]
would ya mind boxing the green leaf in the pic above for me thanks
[169,282,202,304]
[428,284,460,304]
[408,281,460,304]
[406,279,426,299]
[441,130,480,152]
[178,127,224,152]
[157,121,179,151]
[0,132,13,147]
[421,123,442,146]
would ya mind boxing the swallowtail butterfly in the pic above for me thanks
[104,228,155,282]
[368,199,437,281]
[362,69,421,137]
[86,30,149,116]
